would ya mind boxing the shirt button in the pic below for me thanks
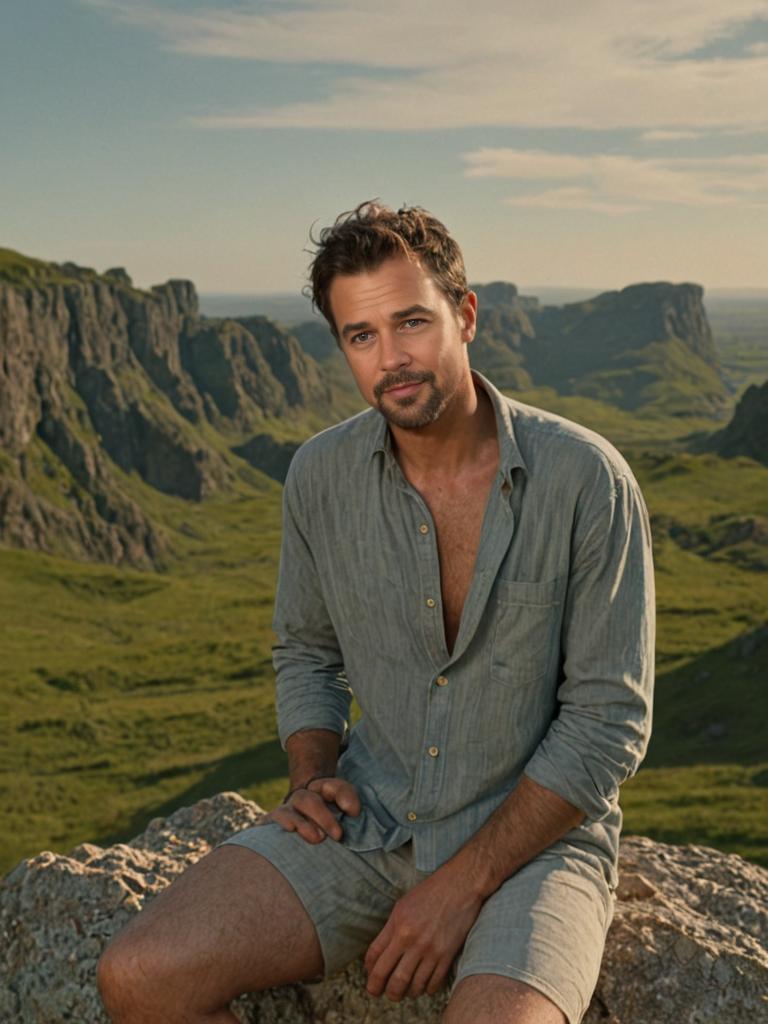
[435,675,448,687]
[407,811,417,822]
[426,597,436,608]
[428,746,439,757]
[419,523,429,534]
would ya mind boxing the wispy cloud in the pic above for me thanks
[640,129,704,141]
[462,148,768,213]
[83,0,768,132]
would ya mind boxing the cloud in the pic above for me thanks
[640,129,704,141]
[83,0,768,132]
[504,187,647,215]
[462,148,768,213]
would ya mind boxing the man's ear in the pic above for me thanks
[459,290,478,343]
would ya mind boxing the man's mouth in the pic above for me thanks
[385,381,422,396]
[374,373,433,400]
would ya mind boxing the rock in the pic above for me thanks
[0,250,337,566]
[231,433,301,484]
[705,380,768,467]
[523,282,727,415]
[1,793,766,1023]
[102,268,133,288]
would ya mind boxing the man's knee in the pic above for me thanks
[444,974,568,1024]
[97,928,161,1021]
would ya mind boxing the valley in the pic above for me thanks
[1,251,767,875]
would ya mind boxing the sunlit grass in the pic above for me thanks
[2,400,767,876]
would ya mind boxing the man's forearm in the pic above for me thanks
[442,772,585,899]
[284,727,343,793]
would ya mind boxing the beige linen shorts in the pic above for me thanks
[218,822,614,1024]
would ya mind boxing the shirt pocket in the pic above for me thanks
[490,576,563,686]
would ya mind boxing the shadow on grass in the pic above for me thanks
[645,621,768,768]
[101,737,287,847]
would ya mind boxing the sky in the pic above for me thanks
[2,0,768,296]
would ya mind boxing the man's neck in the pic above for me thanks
[389,373,498,481]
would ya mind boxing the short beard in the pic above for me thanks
[373,370,446,430]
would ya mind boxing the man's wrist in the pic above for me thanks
[439,844,500,901]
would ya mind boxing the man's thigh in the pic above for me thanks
[218,821,405,976]
[453,854,614,1024]
[98,843,324,1018]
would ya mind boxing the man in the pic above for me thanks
[98,202,654,1024]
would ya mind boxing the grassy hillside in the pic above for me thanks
[0,476,288,873]
[705,296,768,396]
[1,399,767,875]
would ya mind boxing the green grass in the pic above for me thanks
[0,482,288,873]
[1,397,767,875]
[705,296,768,396]
[0,247,150,298]
[621,762,768,866]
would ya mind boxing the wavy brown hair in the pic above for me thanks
[307,200,468,338]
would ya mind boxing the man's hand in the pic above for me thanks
[364,868,484,1001]
[265,777,361,844]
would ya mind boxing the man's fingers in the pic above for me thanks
[364,926,389,974]
[365,940,405,998]
[290,789,343,840]
[425,956,452,996]
[407,955,437,998]
[307,777,361,816]
[268,806,326,844]
[384,952,422,1002]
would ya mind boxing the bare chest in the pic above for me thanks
[421,474,495,653]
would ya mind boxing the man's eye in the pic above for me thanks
[351,332,372,344]
[404,318,425,328]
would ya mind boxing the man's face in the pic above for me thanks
[328,256,476,431]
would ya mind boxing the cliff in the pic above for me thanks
[0,249,334,567]
[703,380,768,465]
[514,282,725,415]
[1,793,766,1023]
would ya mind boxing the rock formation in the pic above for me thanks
[703,380,768,466]
[0,247,733,568]
[0,249,335,566]
[1,793,765,1024]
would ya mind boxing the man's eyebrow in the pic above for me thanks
[340,305,436,339]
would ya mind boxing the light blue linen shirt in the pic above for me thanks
[272,371,655,886]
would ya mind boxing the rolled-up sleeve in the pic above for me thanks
[523,456,655,821]
[272,455,352,749]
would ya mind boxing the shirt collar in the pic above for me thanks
[369,369,528,481]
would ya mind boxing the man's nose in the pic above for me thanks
[379,329,411,371]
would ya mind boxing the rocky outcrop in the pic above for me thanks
[703,380,768,466]
[2,793,765,1024]
[0,250,336,565]
[520,282,726,414]
[470,282,536,390]
[232,433,301,484]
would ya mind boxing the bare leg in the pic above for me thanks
[443,975,568,1024]
[97,844,323,1023]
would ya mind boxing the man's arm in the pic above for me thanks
[266,454,361,841]
[272,455,353,748]
[366,457,654,1001]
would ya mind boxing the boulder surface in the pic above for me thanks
[1,792,766,1023]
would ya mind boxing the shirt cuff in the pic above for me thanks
[523,732,622,822]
